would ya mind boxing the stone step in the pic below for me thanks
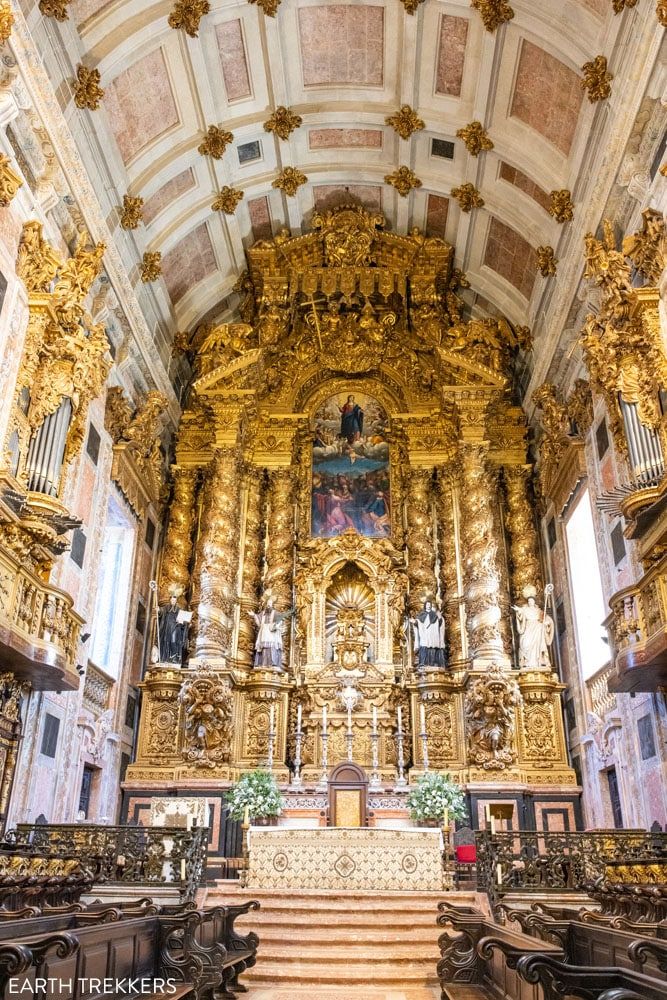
[237,908,441,927]
[245,961,439,986]
[216,895,449,913]
[254,925,441,944]
[253,944,440,962]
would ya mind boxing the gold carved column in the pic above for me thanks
[503,465,543,600]
[406,467,437,614]
[264,468,296,667]
[436,464,466,665]
[237,465,267,668]
[193,447,241,658]
[460,444,507,665]
[159,466,199,596]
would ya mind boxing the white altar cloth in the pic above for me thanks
[247,826,444,890]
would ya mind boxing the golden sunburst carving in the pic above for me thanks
[264,106,303,140]
[198,125,234,159]
[385,106,425,140]
[141,251,162,282]
[384,166,422,197]
[212,187,244,214]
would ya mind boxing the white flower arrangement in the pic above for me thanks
[406,773,467,823]
[227,769,285,821]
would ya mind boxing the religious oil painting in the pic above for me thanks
[311,392,391,538]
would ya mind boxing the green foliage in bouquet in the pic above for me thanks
[226,769,285,821]
[406,772,468,823]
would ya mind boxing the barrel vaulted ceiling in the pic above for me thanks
[20,0,666,393]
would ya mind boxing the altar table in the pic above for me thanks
[246,826,445,890]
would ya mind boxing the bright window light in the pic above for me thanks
[564,488,610,679]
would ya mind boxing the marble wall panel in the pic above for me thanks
[499,162,551,213]
[510,41,583,156]
[105,50,179,165]
[309,128,383,149]
[483,216,537,299]
[247,196,272,241]
[313,184,382,211]
[143,169,196,225]
[299,6,384,87]
[216,20,252,101]
[425,193,449,237]
[435,15,469,97]
[161,223,217,304]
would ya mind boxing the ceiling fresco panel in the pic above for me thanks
[216,19,253,102]
[298,5,385,87]
[483,216,537,300]
[161,222,218,305]
[104,48,179,166]
[510,40,584,156]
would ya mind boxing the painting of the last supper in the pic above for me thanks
[311,391,391,538]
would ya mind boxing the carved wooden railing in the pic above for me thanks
[604,551,667,692]
[82,662,113,713]
[0,543,83,690]
[2,824,208,901]
[476,829,667,902]
[586,662,618,719]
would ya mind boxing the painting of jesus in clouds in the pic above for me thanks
[311,392,391,539]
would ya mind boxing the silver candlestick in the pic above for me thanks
[394,726,407,789]
[345,727,354,762]
[291,728,303,789]
[369,727,383,791]
[420,726,430,772]
[266,725,276,770]
[316,730,329,790]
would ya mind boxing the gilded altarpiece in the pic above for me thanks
[125,207,577,833]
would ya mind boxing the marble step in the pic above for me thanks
[215,894,454,913]
[254,925,441,943]
[237,907,441,926]
[249,942,440,961]
[245,961,439,986]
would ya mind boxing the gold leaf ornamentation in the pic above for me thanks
[119,195,144,230]
[611,0,637,11]
[471,0,514,31]
[399,0,425,13]
[450,182,484,211]
[0,1,14,42]
[385,105,425,140]
[168,0,210,36]
[536,246,558,277]
[73,65,104,111]
[548,189,574,224]
[581,55,612,102]
[212,186,244,214]
[264,106,303,141]
[0,154,22,207]
[384,166,422,197]
[38,0,72,18]
[272,167,307,197]
[141,251,162,282]
[198,125,234,159]
[248,0,281,16]
[456,121,494,156]
[658,0,667,25]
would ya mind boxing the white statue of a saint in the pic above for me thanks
[512,584,554,670]
[410,599,446,668]
[248,596,293,671]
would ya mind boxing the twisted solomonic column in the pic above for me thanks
[159,466,199,598]
[406,467,438,614]
[237,466,267,668]
[193,447,242,658]
[435,464,466,665]
[264,468,297,667]
[459,444,507,665]
[503,464,543,601]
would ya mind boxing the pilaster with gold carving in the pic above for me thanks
[193,447,242,657]
[131,667,183,772]
[237,465,267,668]
[516,670,576,786]
[435,464,467,665]
[264,467,297,668]
[504,464,543,601]
[159,467,199,598]
[460,444,507,665]
[405,467,437,614]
